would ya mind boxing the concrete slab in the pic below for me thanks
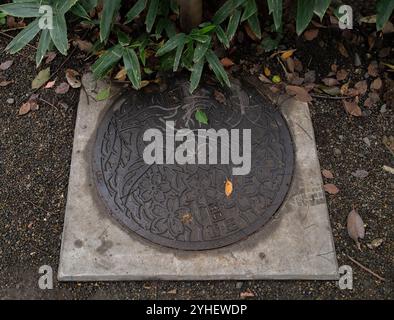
[58,74,338,281]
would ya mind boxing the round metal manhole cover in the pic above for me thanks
[92,79,294,250]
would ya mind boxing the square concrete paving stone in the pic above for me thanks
[58,73,338,281]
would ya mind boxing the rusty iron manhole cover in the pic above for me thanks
[92,79,294,250]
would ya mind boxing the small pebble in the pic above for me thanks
[236,282,243,289]
[6,98,14,104]
[363,137,371,147]
[380,104,387,113]
[354,53,361,66]
[334,148,341,156]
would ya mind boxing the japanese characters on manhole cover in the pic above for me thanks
[92,79,294,250]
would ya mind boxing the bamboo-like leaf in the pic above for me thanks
[376,0,394,31]
[206,49,230,87]
[189,58,205,93]
[216,25,230,48]
[156,33,186,57]
[241,0,257,22]
[213,0,247,25]
[92,45,123,79]
[173,35,186,72]
[296,0,315,35]
[100,0,121,43]
[0,3,41,17]
[267,0,283,31]
[125,0,146,23]
[313,0,330,20]
[5,18,41,54]
[247,13,261,39]
[193,38,211,63]
[123,47,141,90]
[146,0,160,32]
[36,28,51,67]
[227,9,241,41]
[50,14,68,55]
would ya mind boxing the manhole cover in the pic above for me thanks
[92,79,294,250]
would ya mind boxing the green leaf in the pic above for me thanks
[117,30,131,46]
[377,0,394,31]
[54,0,79,15]
[267,0,283,31]
[227,9,241,41]
[125,0,146,23]
[70,3,91,20]
[0,3,41,18]
[247,13,261,39]
[146,0,160,32]
[193,38,211,63]
[50,14,69,55]
[173,35,186,72]
[156,33,186,57]
[241,0,257,22]
[216,25,230,48]
[296,0,315,35]
[5,18,41,54]
[195,109,208,125]
[100,0,121,43]
[96,87,111,101]
[123,47,141,90]
[92,45,123,79]
[313,0,330,20]
[189,58,205,93]
[205,49,231,87]
[213,0,247,25]
[32,67,50,89]
[36,29,51,67]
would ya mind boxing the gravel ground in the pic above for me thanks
[0,30,393,300]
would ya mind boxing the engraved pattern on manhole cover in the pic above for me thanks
[92,79,294,250]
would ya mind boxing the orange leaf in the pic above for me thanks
[225,178,233,197]
[324,184,339,195]
[220,57,235,68]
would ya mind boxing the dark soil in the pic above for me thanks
[0,22,393,300]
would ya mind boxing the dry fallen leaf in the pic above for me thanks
[225,178,233,197]
[32,67,50,89]
[324,184,339,195]
[336,69,348,81]
[55,82,70,94]
[370,78,382,91]
[286,57,295,73]
[45,52,57,64]
[244,23,259,41]
[264,66,271,77]
[258,74,271,84]
[19,97,39,116]
[351,170,369,178]
[343,100,362,116]
[322,169,334,179]
[73,39,93,52]
[347,208,365,250]
[65,69,81,88]
[44,80,56,89]
[322,78,339,87]
[0,60,13,71]
[214,90,226,104]
[0,79,13,87]
[220,57,235,68]
[338,42,349,58]
[367,62,379,77]
[281,49,296,60]
[240,290,255,298]
[285,85,312,102]
[367,238,383,249]
[115,67,127,81]
[304,29,319,41]
[354,80,368,95]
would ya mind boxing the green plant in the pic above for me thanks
[1,0,393,93]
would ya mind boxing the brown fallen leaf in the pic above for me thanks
[19,97,39,116]
[343,100,362,116]
[354,80,368,95]
[220,57,235,68]
[324,183,339,194]
[285,85,312,102]
[281,49,296,60]
[65,68,81,88]
[115,67,127,81]
[244,23,259,41]
[258,74,271,84]
[0,79,13,87]
[44,80,56,89]
[336,69,348,81]
[225,178,233,197]
[322,169,334,179]
[304,70,316,84]
[286,57,295,73]
[367,62,379,77]
[45,52,57,64]
[73,39,93,52]
[331,64,338,72]
[293,58,303,72]
[347,208,365,250]
[322,78,339,87]
[304,29,319,41]
[0,60,13,71]
[240,290,255,298]
[338,42,349,58]
[370,78,382,91]
[367,238,384,249]
[264,66,271,77]
[55,82,70,94]
[214,90,226,104]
